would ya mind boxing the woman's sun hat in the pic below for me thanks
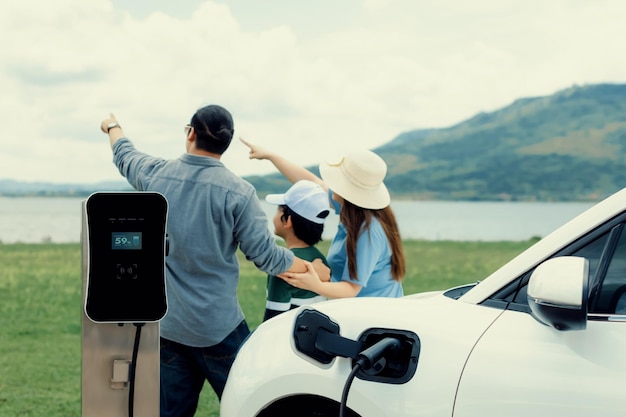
[319,149,390,210]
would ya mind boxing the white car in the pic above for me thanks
[221,188,626,417]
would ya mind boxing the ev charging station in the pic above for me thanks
[81,192,168,417]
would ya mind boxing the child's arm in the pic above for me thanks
[240,137,327,190]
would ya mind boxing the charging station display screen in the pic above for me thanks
[112,232,142,250]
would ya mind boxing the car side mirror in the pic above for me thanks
[527,256,589,331]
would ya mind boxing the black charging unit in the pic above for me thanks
[85,192,168,323]
[82,192,168,417]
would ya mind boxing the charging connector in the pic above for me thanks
[292,310,421,416]
[355,337,401,371]
[340,337,402,417]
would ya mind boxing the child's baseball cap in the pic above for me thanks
[265,180,330,224]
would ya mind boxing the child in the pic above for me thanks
[263,180,331,320]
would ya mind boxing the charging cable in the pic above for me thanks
[128,323,144,417]
[339,337,401,417]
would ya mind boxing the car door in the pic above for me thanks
[453,222,626,417]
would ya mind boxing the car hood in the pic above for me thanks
[261,291,500,346]
[403,290,444,300]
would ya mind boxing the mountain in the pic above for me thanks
[248,83,626,202]
[0,179,132,197]
[2,83,626,201]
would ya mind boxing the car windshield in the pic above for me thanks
[444,283,478,300]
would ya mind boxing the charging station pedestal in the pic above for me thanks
[81,192,168,417]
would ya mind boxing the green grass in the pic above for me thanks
[0,239,534,416]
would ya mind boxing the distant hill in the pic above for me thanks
[0,179,131,197]
[2,83,626,201]
[248,83,626,202]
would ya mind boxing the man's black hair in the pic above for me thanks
[191,104,234,154]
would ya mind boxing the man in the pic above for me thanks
[100,105,323,417]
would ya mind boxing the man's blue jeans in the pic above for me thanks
[160,320,250,417]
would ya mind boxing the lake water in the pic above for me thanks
[0,196,595,244]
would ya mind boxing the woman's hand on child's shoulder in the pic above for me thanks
[312,258,331,282]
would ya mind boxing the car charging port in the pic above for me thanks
[356,337,402,372]
[293,309,422,417]
[293,309,421,383]
[355,328,420,384]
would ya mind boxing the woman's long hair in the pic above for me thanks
[340,200,406,281]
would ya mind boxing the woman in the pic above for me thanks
[241,138,406,298]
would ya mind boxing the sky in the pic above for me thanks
[1,0,625,184]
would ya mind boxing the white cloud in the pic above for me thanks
[1,0,626,183]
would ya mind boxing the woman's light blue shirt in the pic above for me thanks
[327,217,403,298]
